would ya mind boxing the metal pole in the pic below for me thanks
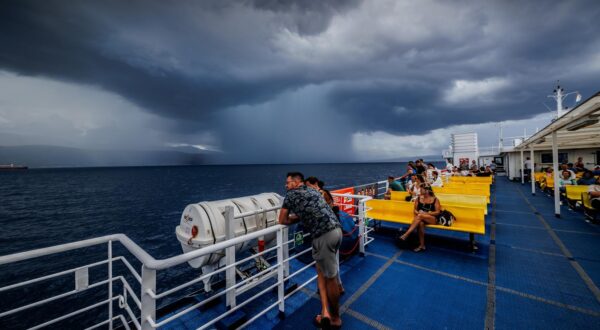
[282,226,289,277]
[358,199,365,256]
[108,241,113,330]
[224,206,236,309]
[140,266,156,330]
[276,228,285,318]
[520,150,524,184]
[552,131,560,217]
[530,147,535,195]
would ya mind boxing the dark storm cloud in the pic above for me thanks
[0,1,320,126]
[1,0,599,162]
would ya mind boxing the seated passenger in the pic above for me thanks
[593,165,600,176]
[574,157,585,171]
[399,186,441,252]
[430,171,443,187]
[558,170,576,193]
[385,176,405,200]
[577,171,596,185]
[408,174,426,201]
[560,163,576,180]
[588,177,600,209]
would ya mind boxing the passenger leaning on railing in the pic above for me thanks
[399,185,441,252]
[279,172,343,329]
[306,177,345,295]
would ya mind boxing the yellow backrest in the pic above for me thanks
[442,205,485,223]
[565,185,589,201]
[449,176,492,184]
[390,191,410,201]
[444,182,490,192]
[534,172,545,182]
[581,192,595,209]
[433,186,489,196]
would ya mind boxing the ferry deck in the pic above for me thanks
[1,176,599,329]
[157,177,600,330]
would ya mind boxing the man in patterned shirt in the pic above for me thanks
[278,172,343,328]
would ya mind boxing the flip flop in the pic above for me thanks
[313,315,331,328]
[413,246,426,253]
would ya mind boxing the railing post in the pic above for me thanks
[108,240,113,330]
[358,198,366,256]
[140,266,156,330]
[224,206,236,309]
[282,226,290,277]
[276,228,285,318]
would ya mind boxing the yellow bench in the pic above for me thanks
[432,186,490,203]
[565,185,589,201]
[365,199,486,250]
[582,192,598,221]
[444,182,491,193]
[534,172,545,183]
[449,176,492,184]
[390,191,487,215]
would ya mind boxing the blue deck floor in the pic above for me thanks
[164,178,600,329]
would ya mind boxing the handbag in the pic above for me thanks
[437,209,455,226]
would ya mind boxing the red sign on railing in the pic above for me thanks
[332,187,355,214]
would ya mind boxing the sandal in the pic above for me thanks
[413,246,426,253]
[313,315,331,328]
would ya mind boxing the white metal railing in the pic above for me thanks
[0,195,374,330]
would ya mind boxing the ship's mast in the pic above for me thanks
[548,81,581,119]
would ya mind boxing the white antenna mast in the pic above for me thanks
[548,81,582,118]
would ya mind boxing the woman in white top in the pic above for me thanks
[430,171,443,187]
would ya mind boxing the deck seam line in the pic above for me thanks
[496,222,600,236]
[339,250,403,314]
[485,193,497,330]
[344,308,394,330]
[367,252,600,317]
[513,183,600,304]
[298,287,393,330]
[494,286,600,317]
[500,245,565,258]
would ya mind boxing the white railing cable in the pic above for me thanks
[116,256,142,283]
[285,260,316,281]
[149,243,279,300]
[84,315,130,330]
[152,263,280,328]
[0,278,113,318]
[28,295,121,330]
[0,257,116,293]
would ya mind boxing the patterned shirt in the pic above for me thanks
[282,185,340,238]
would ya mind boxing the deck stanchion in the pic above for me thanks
[224,206,236,309]
[520,150,524,184]
[140,266,156,330]
[358,199,365,256]
[282,226,289,277]
[552,131,560,217]
[530,147,535,195]
[108,241,113,330]
[276,229,285,318]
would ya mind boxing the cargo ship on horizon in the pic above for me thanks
[0,164,28,170]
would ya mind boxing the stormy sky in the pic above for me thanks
[1,0,599,164]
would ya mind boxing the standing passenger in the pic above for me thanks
[279,172,343,328]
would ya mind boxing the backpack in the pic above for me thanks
[437,209,455,226]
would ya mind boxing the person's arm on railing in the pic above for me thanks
[278,208,299,225]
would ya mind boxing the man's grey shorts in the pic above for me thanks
[312,228,342,278]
